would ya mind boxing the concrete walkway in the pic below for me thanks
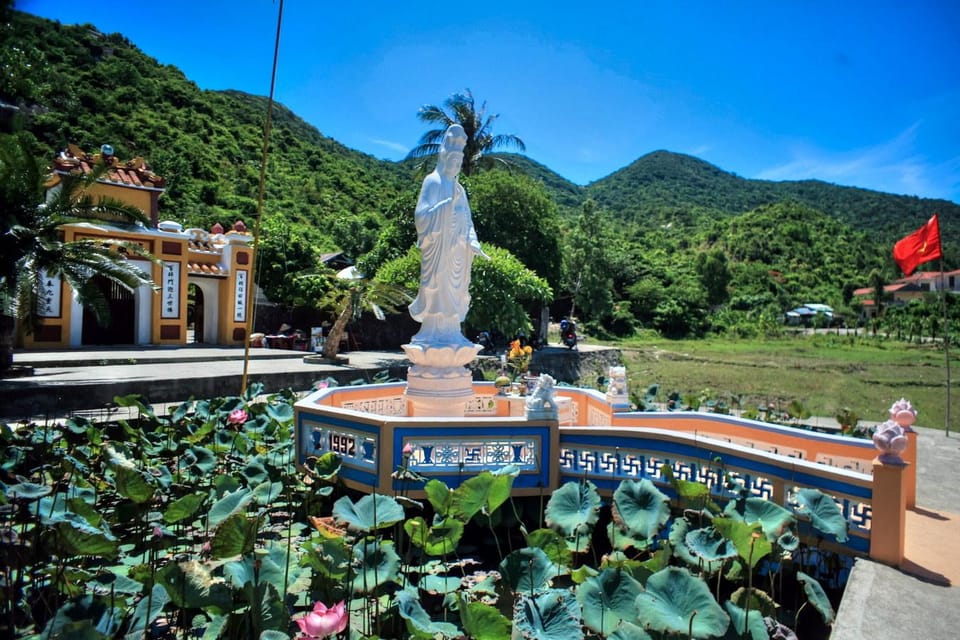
[0,345,414,420]
[832,425,960,639]
[3,345,960,637]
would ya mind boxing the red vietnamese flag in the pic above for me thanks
[893,214,942,275]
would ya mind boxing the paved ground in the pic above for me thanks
[0,345,416,420]
[3,344,960,638]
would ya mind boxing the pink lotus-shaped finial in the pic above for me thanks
[872,419,910,464]
[888,398,917,428]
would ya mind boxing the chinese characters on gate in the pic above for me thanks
[161,262,179,319]
[234,270,247,323]
[36,269,61,317]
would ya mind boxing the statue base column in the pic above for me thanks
[402,342,481,417]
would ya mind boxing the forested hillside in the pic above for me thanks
[586,151,960,254]
[3,8,956,341]
[1,11,412,258]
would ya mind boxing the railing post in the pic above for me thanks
[869,457,908,566]
[904,430,918,509]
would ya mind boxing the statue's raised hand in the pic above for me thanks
[427,196,453,213]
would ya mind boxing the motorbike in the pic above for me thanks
[560,320,578,350]
[475,331,495,355]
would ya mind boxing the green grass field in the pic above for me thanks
[612,332,956,431]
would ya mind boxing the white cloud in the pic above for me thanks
[368,138,409,155]
[685,144,712,158]
[755,123,955,199]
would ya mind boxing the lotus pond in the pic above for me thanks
[0,383,853,639]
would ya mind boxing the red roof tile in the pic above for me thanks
[52,146,165,188]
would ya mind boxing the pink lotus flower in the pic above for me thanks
[227,409,248,425]
[295,600,347,637]
[402,442,414,456]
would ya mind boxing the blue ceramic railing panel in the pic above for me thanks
[298,412,380,487]
[558,431,871,554]
[393,424,551,490]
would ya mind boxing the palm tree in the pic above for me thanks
[303,270,412,361]
[0,135,157,371]
[406,89,526,176]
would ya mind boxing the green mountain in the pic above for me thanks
[585,150,960,246]
[1,11,414,258]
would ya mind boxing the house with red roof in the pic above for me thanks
[852,269,960,320]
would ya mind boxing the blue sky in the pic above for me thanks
[17,0,960,203]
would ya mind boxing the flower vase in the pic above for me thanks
[524,374,539,395]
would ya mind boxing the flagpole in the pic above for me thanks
[940,257,951,436]
[241,0,284,395]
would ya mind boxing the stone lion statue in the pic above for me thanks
[525,373,558,418]
[606,366,628,397]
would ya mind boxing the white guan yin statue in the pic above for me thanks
[403,124,490,416]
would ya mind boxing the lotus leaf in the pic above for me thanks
[163,492,206,524]
[526,528,573,567]
[789,488,848,542]
[186,445,217,474]
[724,600,768,640]
[608,620,654,640]
[777,531,800,551]
[396,588,460,637]
[112,465,156,504]
[214,428,241,453]
[404,516,464,556]
[213,474,241,497]
[155,561,232,613]
[610,479,670,545]
[6,481,52,501]
[240,460,269,485]
[88,571,143,596]
[301,535,351,580]
[312,452,343,480]
[544,480,601,538]
[670,518,724,574]
[42,595,124,639]
[207,488,253,527]
[450,471,515,521]
[513,589,584,640]
[65,415,94,434]
[499,547,560,593]
[332,493,404,532]
[424,479,454,516]
[252,481,284,506]
[571,565,599,584]
[51,515,119,559]
[797,570,835,624]
[576,567,644,634]
[725,497,797,541]
[458,598,511,640]
[265,401,293,423]
[209,512,260,558]
[634,567,730,638]
[712,517,771,569]
[729,586,779,618]
[224,542,309,596]
[123,584,170,640]
[419,574,462,594]
[350,538,400,593]
[685,526,738,562]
